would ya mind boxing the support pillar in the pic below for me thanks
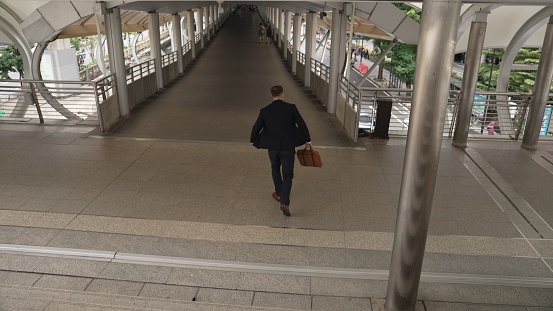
[522,16,553,150]
[452,11,489,148]
[103,10,115,73]
[304,12,316,88]
[199,8,205,49]
[327,8,342,114]
[108,8,129,116]
[187,10,196,59]
[292,14,300,75]
[205,6,209,42]
[385,1,462,310]
[339,5,348,77]
[148,12,164,90]
[284,11,291,59]
[274,9,279,48]
[172,14,184,74]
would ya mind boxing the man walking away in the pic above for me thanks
[250,85,312,216]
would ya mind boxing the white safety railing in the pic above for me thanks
[297,51,305,65]
[311,59,329,83]
[0,79,106,125]
[357,87,542,139]
[162,51,179,67]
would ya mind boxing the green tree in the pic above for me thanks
[0,45,24,79]
[371,4,421,87]
[477,48,550,94]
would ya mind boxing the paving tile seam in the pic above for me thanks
[456,147,553,240]
[87,135,366,150]
[1,244,553,289]
[0,209,542,257]
[0,284,268,311]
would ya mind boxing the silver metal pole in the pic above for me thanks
[385,1,462,310]
[148,13,164,90]
[522,17,553,150]
[452,11,488,147]
[356,39,397,88]
[327,8,342,114]
[284,11,291,59]
[292,14,300,75]
[207,6,211,41]
[188,10,196,59]
[199,8,205,49]
[109,8,130,116]
[172,14,184,74]
[304,12,316,88]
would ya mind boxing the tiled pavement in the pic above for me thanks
[0,11,552,311]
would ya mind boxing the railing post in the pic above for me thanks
[29,82,44,124]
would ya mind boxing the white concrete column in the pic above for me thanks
[103,10,115,73]
[277,9,282,49]
[284,11,291,59]
[206,6,211,41]
[187,10,196,59]
[304,12,316,88]
[172,14,184,74]
[327,8,342,114]
[212,5,217,34]
[148,12,164,90]
[339,6,348,77]
[292,14,300,74]
[106,8,129,116]
[199,8,205,48]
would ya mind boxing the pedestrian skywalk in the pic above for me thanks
[0,10,553,311]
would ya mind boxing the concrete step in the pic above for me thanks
[0,284,303,311]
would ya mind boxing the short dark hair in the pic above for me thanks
[271,85,283,97]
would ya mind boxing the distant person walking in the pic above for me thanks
[250,85,312,217]
[258,23,266,43]
[487,121,496,135]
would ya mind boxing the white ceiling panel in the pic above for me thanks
[369,3,408,35]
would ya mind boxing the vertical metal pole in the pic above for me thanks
[385,1,462,310]
[206,7,211,41]
[148,12,164,90]
[109,8,130,116]
[188,10,196,59]
[199,8,205,49]
[292,14,300,75]
[522,17,553,150]
[304,12,316,88]
[327,8,342,114]
[452,11,488,147]
[172,14,184,74]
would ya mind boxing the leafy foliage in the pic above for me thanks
[0,45,24,79]
[477,48,551,94]
[371,4,421,85]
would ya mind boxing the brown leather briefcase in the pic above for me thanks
[296,146,323,168]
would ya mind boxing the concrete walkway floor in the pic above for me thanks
[0,10,552,311]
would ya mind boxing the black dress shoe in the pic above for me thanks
[280,204,291,217]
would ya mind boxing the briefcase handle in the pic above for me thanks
[302,145,316,164]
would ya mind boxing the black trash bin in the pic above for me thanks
[372,99,392,139]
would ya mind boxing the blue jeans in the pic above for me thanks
[268,149,295,206]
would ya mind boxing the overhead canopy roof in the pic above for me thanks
[1,0,418,45]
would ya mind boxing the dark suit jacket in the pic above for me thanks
[250,100,311,149]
